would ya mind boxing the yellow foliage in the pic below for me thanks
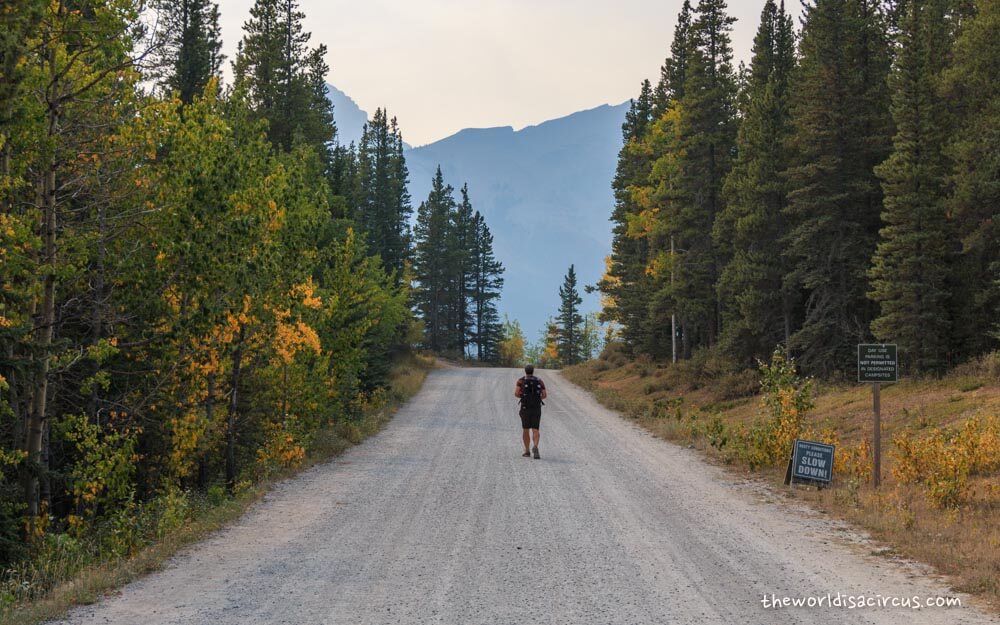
[292,278,323,309]
[256,419,306,473]
[890,414,1000,508]
[273,313,322,365]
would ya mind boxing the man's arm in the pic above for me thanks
[514,378,523,398]
[540,380,548,400]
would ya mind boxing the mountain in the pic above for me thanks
[405,102,630,343]
[326,84,369,147]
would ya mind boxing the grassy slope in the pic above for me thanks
[5,352,436,625]
[563,352,1000,610]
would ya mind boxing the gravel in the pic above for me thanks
[52,367,999,625]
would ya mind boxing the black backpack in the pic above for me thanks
[520,376,543,409]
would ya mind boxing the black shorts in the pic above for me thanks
[519,406,541,430]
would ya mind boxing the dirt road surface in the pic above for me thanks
[54,368,998,625]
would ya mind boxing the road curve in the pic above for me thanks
[55,367,997,625]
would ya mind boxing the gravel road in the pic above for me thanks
[54,367,998,625]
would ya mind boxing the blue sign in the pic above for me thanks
[791,439,835,483]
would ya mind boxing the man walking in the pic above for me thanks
[515,364,547,459]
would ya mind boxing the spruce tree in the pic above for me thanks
[783,0,893,375]
[412,167,456,352]
[357,108,412,279]
[151,0,224,104]
[598,81,654,352]
[653,0,694,115]
[645,0,738,357]
[557,265,585,365]
[470,212,505,362]
[942,0,1000,355]
[447,184,477,356]
[233,0,335,162]
[714,0,797,364]
[869,0,955,374]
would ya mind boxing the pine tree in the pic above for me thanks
[869,0,955,374]
[233,0,335,162]
[557,265,585,365]
[470,212,505,362]
[653,0,694,115]
[644,0,739,357]
[943,0,1000,355]
[714,0,797,364]
[412,167,456,352]
[151,0,224,104]
[356,108,412,278]
[783,0,893,375]
[447,184,478,356]
[597,81,654,352]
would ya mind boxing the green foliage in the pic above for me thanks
[557,265,585,365]
[412,169,505,360]
[356,108,412,279]
[233,0,335,161]
[0,0,422,604]
[734,350,814,469]
[150,0,224,104]
[942,0,1000,355]
[783,0,894,375]
[714,0,796,366]
[869,0,956,375]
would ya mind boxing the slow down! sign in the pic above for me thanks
[791,439,835,484]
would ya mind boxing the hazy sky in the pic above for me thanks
[218,1,804,147]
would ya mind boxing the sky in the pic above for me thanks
[218,0,805,147]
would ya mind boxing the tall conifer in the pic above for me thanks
[412,167,455,352]
[151,0,224,104]
[233,0,335,161]
[783,0,893,375]
[943,0,1000,354]
[869,0,955,374]
[557,265,585,365]
[357,108,412,279]
[598,81,654,352]
[714,0,796,364]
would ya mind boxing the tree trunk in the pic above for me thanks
[198,372,215,489]
[225,326,245,491]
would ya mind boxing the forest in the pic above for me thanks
[599,0,998,377]
[0,0,506,606]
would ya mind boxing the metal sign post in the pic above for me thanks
[858,344,897,488]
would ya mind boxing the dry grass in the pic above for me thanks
[564,352,1000,611]
[4,351,434,625]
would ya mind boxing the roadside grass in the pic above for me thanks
[2,351,435,625]
[564,350,1000,611]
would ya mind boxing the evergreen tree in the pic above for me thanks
[643,0,739,358]
[151,0,224,104]
[942,0,1000,354]
[447,184,477,356]
[557,265,585,365]
[783,0,893,375]
[356,108,412,278]
[869,0,955,374]
[714,0,797,364]
[233,0,335,162]
[470,212,505,362]
[412,167,456,352]
[597,81,654,352]
[653,0,694,115]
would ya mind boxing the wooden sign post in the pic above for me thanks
[857,344,897,488]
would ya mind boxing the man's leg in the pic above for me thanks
[522,428,531,454]
[531,428,540,448]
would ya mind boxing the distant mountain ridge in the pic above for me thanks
[326,84,369,147]
[404,102,630,341]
